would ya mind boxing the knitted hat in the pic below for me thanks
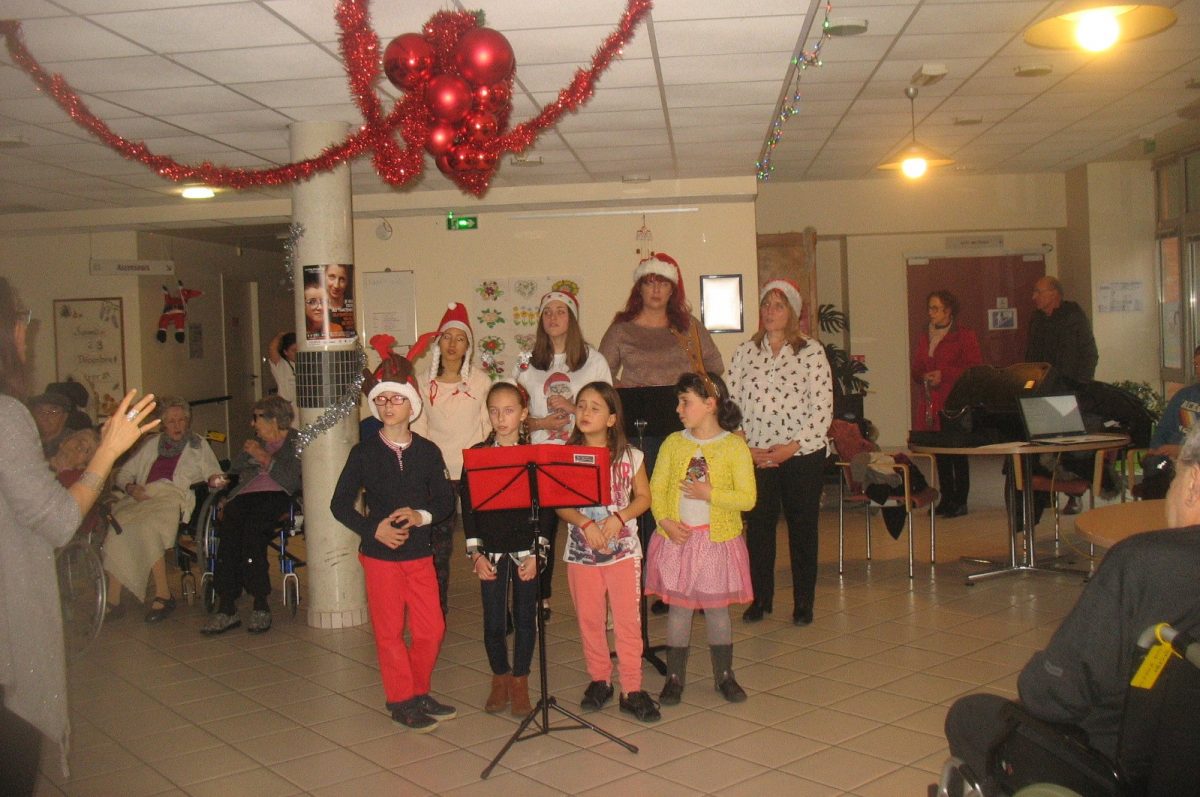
[539,290,579,317]
[633,252,681,286]
[421,302,473,385]
[759,278,803,319]
[363,334,423,421]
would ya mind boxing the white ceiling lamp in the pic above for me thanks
[1024,3,1177,52]
[877,87,953,179]
[180,186,215,199]
[910,63,948,87]
[825,18,868,37]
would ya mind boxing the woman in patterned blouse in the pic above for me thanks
[727,279,832,626]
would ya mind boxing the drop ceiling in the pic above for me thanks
[1,0,1198,220]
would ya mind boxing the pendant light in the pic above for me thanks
[1023,3,1177,52]
[876,87,952,179]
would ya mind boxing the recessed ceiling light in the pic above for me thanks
[0,135,30,149]
[1014,64,1053,78]
[621,174,651,184]
[953,116,983,126]
[826,18,868,37]
[181,186,215,199]
[509,154,543,167]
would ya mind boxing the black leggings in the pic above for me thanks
[214,491,293,610]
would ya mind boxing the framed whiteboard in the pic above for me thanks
[360,270,416,360]
[53,297,126,420]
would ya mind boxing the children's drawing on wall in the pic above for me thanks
[469,276,579,380]
[54,297,126,420]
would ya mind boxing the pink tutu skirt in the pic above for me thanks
[644,524,752,610]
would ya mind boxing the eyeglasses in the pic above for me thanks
[304,298,325,308]
[372,394,409,406]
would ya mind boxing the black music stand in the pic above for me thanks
[462,445,638,779]
[617,386,681,676]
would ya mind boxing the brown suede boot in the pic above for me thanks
[510,675,533,716]
[485,673,511,713]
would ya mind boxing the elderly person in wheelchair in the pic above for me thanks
[102,396,222,622]
[941,426,1200,796]
[201,395,301,636]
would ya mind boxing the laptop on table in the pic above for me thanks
[1018,394,1126,445]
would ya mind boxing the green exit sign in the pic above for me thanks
[446,214,477,231]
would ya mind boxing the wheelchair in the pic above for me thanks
[934,623,1200,796]
[56,497,121,660]
[176,483,305,616]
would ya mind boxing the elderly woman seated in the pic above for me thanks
[103,396,222,622]
[201,395,301,636]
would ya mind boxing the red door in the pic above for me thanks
[907,254,1045,428]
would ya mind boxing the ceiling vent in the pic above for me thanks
[911,64,948,86]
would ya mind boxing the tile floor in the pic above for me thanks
[35,462,1107,796]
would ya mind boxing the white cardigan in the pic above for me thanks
[114,433,222,519]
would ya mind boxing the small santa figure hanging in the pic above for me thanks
[157,281,202,343]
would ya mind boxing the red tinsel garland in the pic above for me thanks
[0,0,652,197]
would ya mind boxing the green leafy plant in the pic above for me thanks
[1111,380,1165,423]
[818,303,869,395]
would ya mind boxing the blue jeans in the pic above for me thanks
[480,555,538,677]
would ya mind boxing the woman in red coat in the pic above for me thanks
[912,290,982,517]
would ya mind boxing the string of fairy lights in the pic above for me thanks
[755,1,834,181]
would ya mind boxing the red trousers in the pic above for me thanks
[359,554,445,704]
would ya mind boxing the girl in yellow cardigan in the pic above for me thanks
[645,371,756,706]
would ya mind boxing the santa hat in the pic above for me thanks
[410,302,474,387]
[539,290,579,317]
[759,278,803,319]
[633,252,684,302]
[364,334,423,421]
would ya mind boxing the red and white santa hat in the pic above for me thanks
[760,278,803,319]
[412,302,474,385]
[633,252,682,288]
[539,289,579,317]
[364,334,423,421]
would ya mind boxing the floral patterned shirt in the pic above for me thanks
[563,446,644,566]
[728,337,833,457]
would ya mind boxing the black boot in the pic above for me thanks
[659,646,688,705]
[710,644,747,703]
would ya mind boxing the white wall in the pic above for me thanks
[0,231,143,396]
[1083,161,1158,386]
[758,173,1067,445]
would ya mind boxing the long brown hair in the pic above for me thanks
[531,305,588,371]
[750,287,810,351]
[567,381,629,462]
[0,278,28,399]
[611,276,691,333]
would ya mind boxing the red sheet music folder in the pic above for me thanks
[461,444,611,511]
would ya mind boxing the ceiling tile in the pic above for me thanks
[89,4,308,52]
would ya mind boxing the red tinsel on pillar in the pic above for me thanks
[0,0,653,198]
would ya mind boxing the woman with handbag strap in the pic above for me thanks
[911,289,982,518]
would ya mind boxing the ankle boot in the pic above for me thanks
[485,673,511,713]
[659,646,689,705]
[510,675,533,716]
[710,644,747,703]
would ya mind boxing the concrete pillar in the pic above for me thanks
[290,121,368,629]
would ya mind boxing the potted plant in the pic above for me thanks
[818,303,869,421]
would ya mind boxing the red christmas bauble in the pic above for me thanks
[383,33,434,91]
[473,148,498,171]
[453,28,515,87]
[426,122,458,156]
[463,111,499,144]
[449,146,475,172]
[435,153,455,176]
[426,74,473,122]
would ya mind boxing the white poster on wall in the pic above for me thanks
[469,276,580,381]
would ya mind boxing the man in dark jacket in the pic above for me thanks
[1024,275,1102,512]
[943,426,1200,795]
[1025,275,1098,388]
